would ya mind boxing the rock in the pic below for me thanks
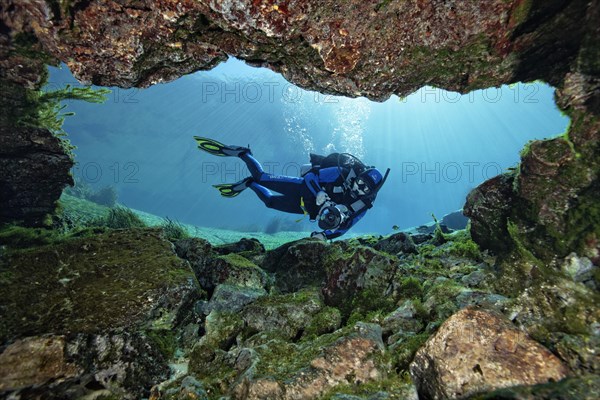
[441,210,469,231]
[195,253,268,293]
[198,283,267,315]
[152,376,208,400]
[553,333,600,374]
[411,233,433,245]
[323,246,398,316]
[232,323,387,400]
[242,289,324,341]
[0,228,201,398]
[174,237,213,263]
[461,269,490,287]
[188,311,244,372]
[260,239,331,292]
[0,125,73,226]
[375,233,418,255]
[381,300,424,336]
[507,278,600,343]
[5,1,592,98]
[215,238,265,257]
[0,332,169,399]
[0,336,79,392]
[463,172,516,254]
[562,253,599,289]
[410,308,569,400]
[0,228,200,343]
[455,290,509,312]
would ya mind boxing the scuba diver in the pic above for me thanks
[194,137,390,240]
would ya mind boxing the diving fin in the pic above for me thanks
[194,136,250,157]
[213,178,252,198]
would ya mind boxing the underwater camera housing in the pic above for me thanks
[318,203,349,231]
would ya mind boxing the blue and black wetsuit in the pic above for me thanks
[241,153,367,239]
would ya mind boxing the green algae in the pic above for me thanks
[397,277,424,300]
[252,327,350,381]
[345,287,397,326]
[321,372,414,399]
[303,306,342,339]
[146,329,177,359]
[0,228,196,343]
[216,253,260,269]
[0,224,63,248]
[389,333,430,371]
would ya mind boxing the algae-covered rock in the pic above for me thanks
[374,232,418,256]
[0,228,199,342]
[215,237,266,258]
[553,333,600,375]
[189,310,244,373]
[261,239,331,292]
[381,300,424,337]
[196,253,268,292]
[241,288,325,341]
[197,283,266,315]
[323,246,398,316]
[410,308,569,400]
[0,228,201,398]
[463,173,516,254]
[0,332,169,399]
[232,323,387,400]
[176,237,269,292]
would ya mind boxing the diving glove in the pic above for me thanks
[311,231,327,241]
[316,190,329,206]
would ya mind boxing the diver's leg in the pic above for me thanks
[248,183,304,214]
[240,152,265,181]
[240,153,305,194]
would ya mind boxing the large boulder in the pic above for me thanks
[323,245,398,316]
[0,228,202,399]
[463,172,516,254]
[241,288,331,341]
[0,124,73,226]
[261,239,331,292]
[410,308,569,400]
[176,237,269,293]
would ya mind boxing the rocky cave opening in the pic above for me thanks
[47,58,570,236]
[0,1,598,399]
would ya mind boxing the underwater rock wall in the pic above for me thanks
[0,0,593,98]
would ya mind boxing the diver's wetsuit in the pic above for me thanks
[240,152,367,239]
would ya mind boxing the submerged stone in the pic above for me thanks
[261,239,331,292]
[0,228,200,398]
[232,323,387,400]
[410,308,569,400]
[241,288,325,341]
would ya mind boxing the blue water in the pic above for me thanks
[50,58,569,235]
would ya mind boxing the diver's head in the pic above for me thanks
[352,168,383,197]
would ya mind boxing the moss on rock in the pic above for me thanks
[0,227,199,343]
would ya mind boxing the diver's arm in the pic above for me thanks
[319,209,367,240]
